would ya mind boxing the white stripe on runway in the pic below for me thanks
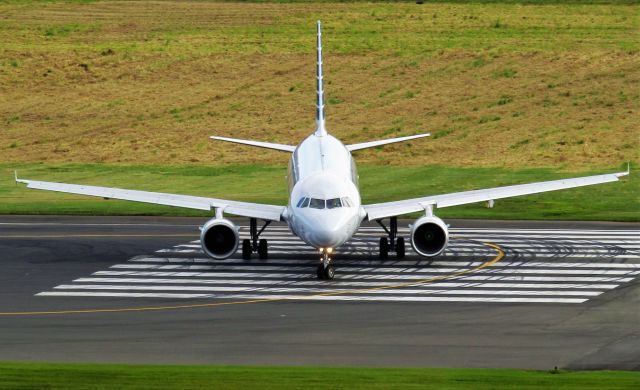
[110,263,640,276]
[92,270,635,283]
[132,257,640,269]
[52,284,603,297]
[35,291,588,303]
[72,278,620,290]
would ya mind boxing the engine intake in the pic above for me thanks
[410,216,449,257]
[200,218,239,259]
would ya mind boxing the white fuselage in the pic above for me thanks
[286,133,365,250]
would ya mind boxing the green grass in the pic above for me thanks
[1,1,637,170]
[1,363,639,389]
[0,363,640,390]
[1,163,636,221]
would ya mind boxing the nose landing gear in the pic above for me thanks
[317,248,335,280]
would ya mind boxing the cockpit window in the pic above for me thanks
[326,198,342,209]
[300,197,353,210]
[296,197,310,208]
[309,198,325,209]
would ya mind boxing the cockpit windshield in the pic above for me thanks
[309,198,325,209]
[326,198,342,209]
[296,196,353,209]
[296,197,310,208]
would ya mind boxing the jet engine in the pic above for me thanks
[200,218,239,259]
[410,216,449,257]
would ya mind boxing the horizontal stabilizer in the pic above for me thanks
[210,136,296,152]
[346,133,430,152]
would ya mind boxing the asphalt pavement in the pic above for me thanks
[0,216,638,370]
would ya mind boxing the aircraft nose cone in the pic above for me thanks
[311,226,341,248]
[307,214,344,248]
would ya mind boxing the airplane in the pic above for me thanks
[16,21,629,280]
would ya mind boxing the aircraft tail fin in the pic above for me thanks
[346,133,431,152]
[314,20,327,137]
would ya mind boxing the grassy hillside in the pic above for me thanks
[2,163,636,221]
[1,0,638,169]
[1,362,640,389]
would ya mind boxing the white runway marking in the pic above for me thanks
[132,257,640,269]
[71,278,620,290]
[37,227,640,304]
[35,291,589,304]
[89,270,635,283]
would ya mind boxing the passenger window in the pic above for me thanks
[309,198,325,209]
[326,198,342,209]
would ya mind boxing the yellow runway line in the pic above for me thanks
[0,242,504,316]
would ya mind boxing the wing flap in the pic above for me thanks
[17,179,285,221]
[363,169,629,220]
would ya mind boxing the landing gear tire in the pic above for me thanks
[325,264,335,279]
[242,239,252,260]
[258,239,268,260]
[396,237,405,258]
[317,264,334,280]
[317,264,326,280]
[379,237,389,259]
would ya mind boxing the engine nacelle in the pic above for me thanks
[200,218,239,259]
[410,215,449,257]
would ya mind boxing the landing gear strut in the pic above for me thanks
[376,216,405,259]
[317,249,335,280]
[242,218,271,260]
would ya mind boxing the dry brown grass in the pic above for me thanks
[0,1,638,169]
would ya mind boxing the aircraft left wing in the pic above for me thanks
[363,167,630,220]
[15,177,286,221]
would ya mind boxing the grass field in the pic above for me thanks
[0,0,638,169]
[2,162,636,221]
[1,362,639,389]
[0,1,637,219]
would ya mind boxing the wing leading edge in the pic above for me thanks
[16,178,285,221]
[363,167,630,221]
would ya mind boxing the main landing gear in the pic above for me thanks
[242,218,271,260]
[376,216,405,259]
[317,248,335,280]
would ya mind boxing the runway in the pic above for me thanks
[0,216,638,369]
[36,225,639,304]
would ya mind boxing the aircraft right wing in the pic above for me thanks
[16,176,286,221]
[363,167,630,221]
